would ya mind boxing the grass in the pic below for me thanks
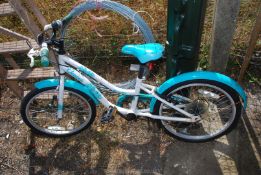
[198,0,260,84]
[0,0,260,83]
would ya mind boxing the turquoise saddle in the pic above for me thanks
[121,43,164,64]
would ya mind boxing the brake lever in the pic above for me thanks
[26,40,33,49]
[37,34,43,44]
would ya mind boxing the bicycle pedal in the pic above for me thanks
[100,107,115,124]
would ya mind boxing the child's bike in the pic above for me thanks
[20,21,247,143]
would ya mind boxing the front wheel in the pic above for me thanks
[153,80,242,142]
[20,87,96,137]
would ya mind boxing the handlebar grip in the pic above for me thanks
[40,45,49,67]
[44,20,62,32]
[44,24,52,32]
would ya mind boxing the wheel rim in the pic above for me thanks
[159,83,237,140]
[25,89,92,135]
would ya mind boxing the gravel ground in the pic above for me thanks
[0,80,260,175]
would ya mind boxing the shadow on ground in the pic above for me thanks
[26,112,260,175]
[27,129,117,175]
[160,113,260,175]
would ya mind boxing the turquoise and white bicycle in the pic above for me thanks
[20,7,247,143]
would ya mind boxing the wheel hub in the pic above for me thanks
[185,99,209,116]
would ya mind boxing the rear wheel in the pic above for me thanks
[153,80,242,142]
[20,87,96,137]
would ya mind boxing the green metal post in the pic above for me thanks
[166,0,207,79]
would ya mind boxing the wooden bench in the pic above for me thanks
[0,3,15,16]
[0,65,56,98]
[5,67,56,80]
[0,40,38,54]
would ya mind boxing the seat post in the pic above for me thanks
[138,64,146,79]
[131,64,147,112]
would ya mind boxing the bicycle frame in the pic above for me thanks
[55,54,200,123]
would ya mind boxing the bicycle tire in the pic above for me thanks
[20,87,96,137]
[152,80,242,142]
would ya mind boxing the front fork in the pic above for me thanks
[57,75,65,119]
[57,56,65,119]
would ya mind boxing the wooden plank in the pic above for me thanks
[6,80,24,98]
[22,0,59,70]
[5,67,56,80]
[0,3,15,16]
[0,64,23,98]
[238,5,261,83]
[0,40,38,54]
[24,90,70,99]
[3,53,20,69]
[0,26,32,40]
[8,0,41,40]
[209,0,240,72]
[0,64,6,78]
[24,0,48,27]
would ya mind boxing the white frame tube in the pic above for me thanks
[56,55,198,122]
[63,55,136,95]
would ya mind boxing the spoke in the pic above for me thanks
[159,83,236,139]
[215,95,228,103]
[25,89,93,135]
[172,94,193,103]
[217,105,233,112]
[30,109,47,114]
[216,99,231,106]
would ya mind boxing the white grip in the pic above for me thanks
[27,48,39,68]
[29,55,35,68]
[44,20,62,32]
[44,24,52,31]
